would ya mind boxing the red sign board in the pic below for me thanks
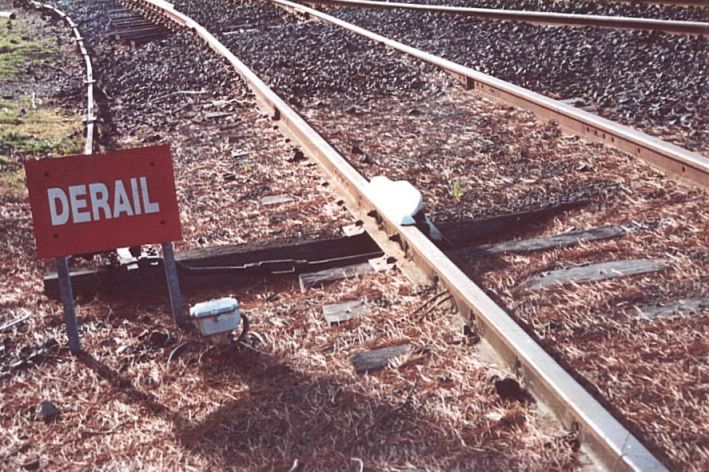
[24,145,182,259]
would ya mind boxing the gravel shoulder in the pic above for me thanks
[89,32,351,248]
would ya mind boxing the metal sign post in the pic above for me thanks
[161,242,186,326]
[55,256,81,352]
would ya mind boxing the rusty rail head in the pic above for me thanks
[306,0,709,35]
[134,0,671,469]
[271,0,709,190]
[29,1,95,156]
[609,0,707,6]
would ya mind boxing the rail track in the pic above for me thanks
[24,1,99,351]
[387,0,709,21]
[27,1,96,156]
[4,3,589,470]
[304,0,709,35]
[588,0,707,8]
[119,0,707,469]
[302,0,709,153]
[5,0,706,470]
[274,0,708,187]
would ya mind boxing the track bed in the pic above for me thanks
[319,5,708,154]
[1,3,592,470]
[170,1,709,468]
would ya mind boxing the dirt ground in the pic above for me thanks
[1,6,586,471]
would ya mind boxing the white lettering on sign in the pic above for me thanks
[141,177,160,214]
[46,176,161,226]
[113,180,133,218]
[69,185,91,224]
[88,183,111,220]
[48,188,69,226]
[130,177,142,215]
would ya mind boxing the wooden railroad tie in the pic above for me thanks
[322,299,366,324]
[351,344,411,374]
[635,296,708,320]
[45,200,638,300]
[515,259,671,293]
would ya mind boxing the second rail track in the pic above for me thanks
[305,0,709,35]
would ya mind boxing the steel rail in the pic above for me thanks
[607,0,707,6]
[27,1,97,353]
[131,0,669,469]
[273,0,709,189]
[305,0,709,35]
[28,1,96,156]
[28,3,148,264]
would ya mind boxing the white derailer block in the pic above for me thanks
[368,176,424,225]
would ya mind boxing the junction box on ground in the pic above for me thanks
[190,297,241,337]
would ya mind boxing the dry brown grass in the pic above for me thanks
[1,6,583,471]
[307,70,708,469]
[0,268,583,470]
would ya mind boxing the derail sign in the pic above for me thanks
[25,145,182,258]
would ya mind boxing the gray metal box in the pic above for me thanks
[190,297,241,337]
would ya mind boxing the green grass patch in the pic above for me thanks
[0,131,81,156]
[0,19,55,79]
[0,16,83,194]
[450,180,463,202]
[0,97,83,158]
[0,99,83,191]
